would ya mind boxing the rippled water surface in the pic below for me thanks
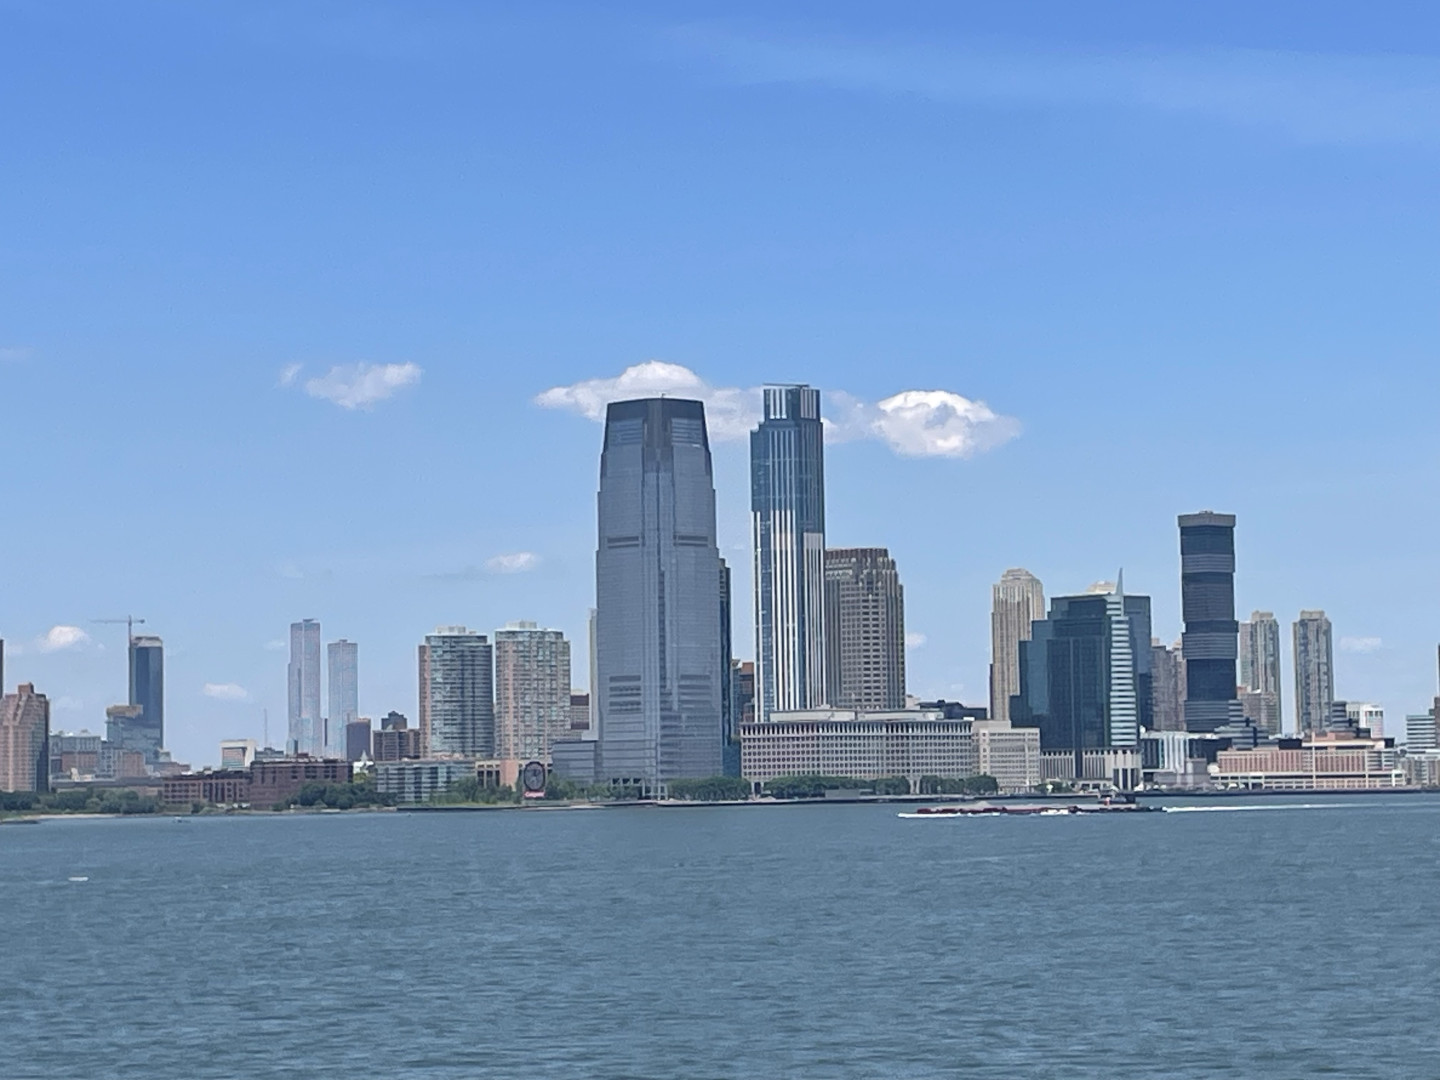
[4,796,1439,1079]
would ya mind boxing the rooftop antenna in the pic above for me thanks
[263,707,269,750]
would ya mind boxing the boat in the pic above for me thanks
[901,800,1159,818]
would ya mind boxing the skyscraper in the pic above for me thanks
[989,568,1045,725]
[126,634,165,764]
[327,639,359,757]
[720,559,738,776]
[1150,638,1186,732]
[824,548,906,711]
[751,384,827,721]
[288,619,322,756]
[1239,611,1283,735]
[0,683,49,793]
[1178,512,1241,733]
[493,622,571,762]
[423,627,495,758]
[1293,610,1334,734]
[595,397,724,790]
[417,642,431,755]
[1012,582,1152,773]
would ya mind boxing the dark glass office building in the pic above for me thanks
[595,398,724,791]
[1012,585,1152,774]
[127,635,165,764]
[1178,512,1240,733]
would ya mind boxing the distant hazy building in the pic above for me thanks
[0,684,50,793]
[569,692,591,735]
[751,384,828,721]
[1345,702,1384,738]
[1406,712,1438,751]
[288,619,322,756]
[1178,512,1241,732]
[372,712,422,762]
[104,703,148,763]
[594,398,724,791]
[327,639,359,756]
[128,635,165,764]
[989,569,1045,726]
[1293,610,1334,734]
[344,720,372,762]
[219,739,258,770]
[1150,638,1186,732]
[1239,611,1283,735]
[423,627,495,758]
[494,622,571,763]
[824,548,906,711]
[732,660,756,728]
[1012,579,1152,784]
[720,559,736,775]
[417,643,431,755]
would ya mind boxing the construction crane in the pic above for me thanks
[92,616,146,645]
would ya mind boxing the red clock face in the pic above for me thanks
[521,761,547,792]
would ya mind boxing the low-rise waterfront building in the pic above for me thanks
[163,770,250,806]
[374,758,512,804]
[1214,734,1403,790]
[248,758,353,807]
[1040,748,1143,791]
[739,708,1040,790]
[1402,750,1440,788]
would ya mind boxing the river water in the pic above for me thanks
[3,795,1438,1078]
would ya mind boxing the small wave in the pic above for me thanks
[1162,803,1350,813]
[67,876,89,882]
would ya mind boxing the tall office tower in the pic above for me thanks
[1012,584,1153,774]
[824,548,907,711]
[494,622,571,762]
[989,569,1045,725]
[587,608,598,732]
[1150,639,1185,732]
[1239,611,1283,734]
[288,619,322,756]
[595,397,724,790]
[125,634,165,764]
[327,639,359,757]
[720,559,738,775]
[417,642,431,755]
[1292,610,1334,734]
[0,683,49,793]
[751,384,827,721]
[1178,512,1241,732]
[423,627,495,758]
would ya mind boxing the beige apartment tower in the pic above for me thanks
[824,548,906,711]
[989,568,1045,725]
[0,683,50,793]
[494,622,572,763]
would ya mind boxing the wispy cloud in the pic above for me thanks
[674,26,1440,146]
[300,361,422,410]
[0,346,32,363]
[263,639,287,651]
[486,552,541,574]
[537,362,1018,459]
[905,632,927,649]
[203,682,250,701]
[37,625,90,653]
[277,362,303,387]
[1340,635,1383,654]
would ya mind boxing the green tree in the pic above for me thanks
[667,776,752,802]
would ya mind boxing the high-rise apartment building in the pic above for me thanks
[422,627,495,758]
[989,568,1045,725]
[594,397,724,790]
[751,384,827,721]
[1293,610,1334,734]
[0,683,50,793]
[1012,582,1152,774]
[824,548,906,711]
[128,635,165,764]
[327,639,359,757]
[1178,512,1241,732]
[1150,638,1186,732]
[288,619,322,756]
[1239,611,1283,735]
[494,622,571,763]
[417,642,431,755]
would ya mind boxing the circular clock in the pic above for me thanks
[521,760,547,793]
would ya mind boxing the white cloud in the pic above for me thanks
[203,682,250,701]
[486,551,541,574]
[263,639,287,651]
[905,632,927,649]
[37,625,90,653]
[303,361,422,410]
[677,28,1440,146]
[1340,636,1383,654]
[536,362,1018,458]
[277,362,303,387]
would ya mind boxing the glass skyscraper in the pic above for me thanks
[1178,512,1241,733]
[288,619,322,756]
[751,385,827,721]
[595,397,724,791]
[327,639,359,756]
[127,634,165,764]
[423,627,496,758]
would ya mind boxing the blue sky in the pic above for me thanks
[4,0,1440,763]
